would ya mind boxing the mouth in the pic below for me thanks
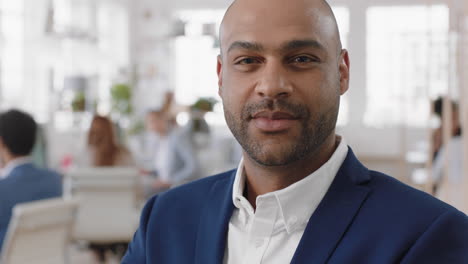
[250,111,299,132]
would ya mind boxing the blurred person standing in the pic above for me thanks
[431,97,462,161]
[0,109,62,251]
[431,97,464,210]
[75,115,135,167]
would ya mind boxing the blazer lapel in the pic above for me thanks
[291,149,371,264]
[195,171,236,264]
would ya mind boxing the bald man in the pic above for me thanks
[122,0,468,263]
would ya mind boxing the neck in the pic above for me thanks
[3,153,27,167]
[243,133,338,208]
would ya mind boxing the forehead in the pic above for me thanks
[220,0,338,54]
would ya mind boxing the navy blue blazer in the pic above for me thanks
[122,149,468,263]
[0,163,62,250]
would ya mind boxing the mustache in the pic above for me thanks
[242,99,309,120]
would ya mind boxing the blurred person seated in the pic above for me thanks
[0,109,62,251]
[136,110,198,197]
[73,115,135,263]
[431,97,464,209]
[75,115,135,167]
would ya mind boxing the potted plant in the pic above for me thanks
[190,97,217,133]
[110,83,133,116]
[71,91,86,112]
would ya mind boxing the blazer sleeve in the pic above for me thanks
[401,208,468,264]
[121,195,158,264]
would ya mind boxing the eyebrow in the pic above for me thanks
[280,39,326,53]
[226,39,326,54]
[227,41,264,53]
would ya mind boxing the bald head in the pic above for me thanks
[216,0,350,171]
[219,0,342,58]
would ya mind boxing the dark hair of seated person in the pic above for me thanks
[0,109,37,156]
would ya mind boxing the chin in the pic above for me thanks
[251,155,296,167]
[247,144,300,167]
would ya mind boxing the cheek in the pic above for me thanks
[220,86,239,116]
[295,75,338,111]
[223,65,258,89]
[221,73,254,105]
[294,74,325,98]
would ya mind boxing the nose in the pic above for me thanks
[255,62,292,99]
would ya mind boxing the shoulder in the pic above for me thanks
[31,165,62,179]
[388,178,468,263]
[7,164,60,179]
[341,149,455,216]
[368,170,454,211]
[0,165,62,197]
[333,165,467,261]
[364,170,465,227]
[22,165,62,191]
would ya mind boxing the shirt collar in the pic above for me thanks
[0,157,32,179]
[232,158,253,213]
[232,136,349,233]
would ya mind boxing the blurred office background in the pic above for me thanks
[0,0,467,263]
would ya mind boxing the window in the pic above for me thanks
[0,1,24,110]
[0,0,129,126]
[365,5,449,128]
[173,10,228,126]
[173,10,224,103]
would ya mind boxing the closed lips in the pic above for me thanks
[252,111,298,120]
[250,111,300,132]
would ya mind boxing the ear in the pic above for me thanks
[0,138,6,167]
[338,49,350,95]
[217,55,223,97]
[0,137,5,150]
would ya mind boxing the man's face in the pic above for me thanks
[217,0,349,166]
[146,113,168,135]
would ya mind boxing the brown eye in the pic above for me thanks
[291,56,316,63]
[236,57,260,65]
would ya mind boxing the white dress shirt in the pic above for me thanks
[223,137,348,264]
[0,157,32,179]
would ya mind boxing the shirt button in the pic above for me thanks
[255,238,264,248]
